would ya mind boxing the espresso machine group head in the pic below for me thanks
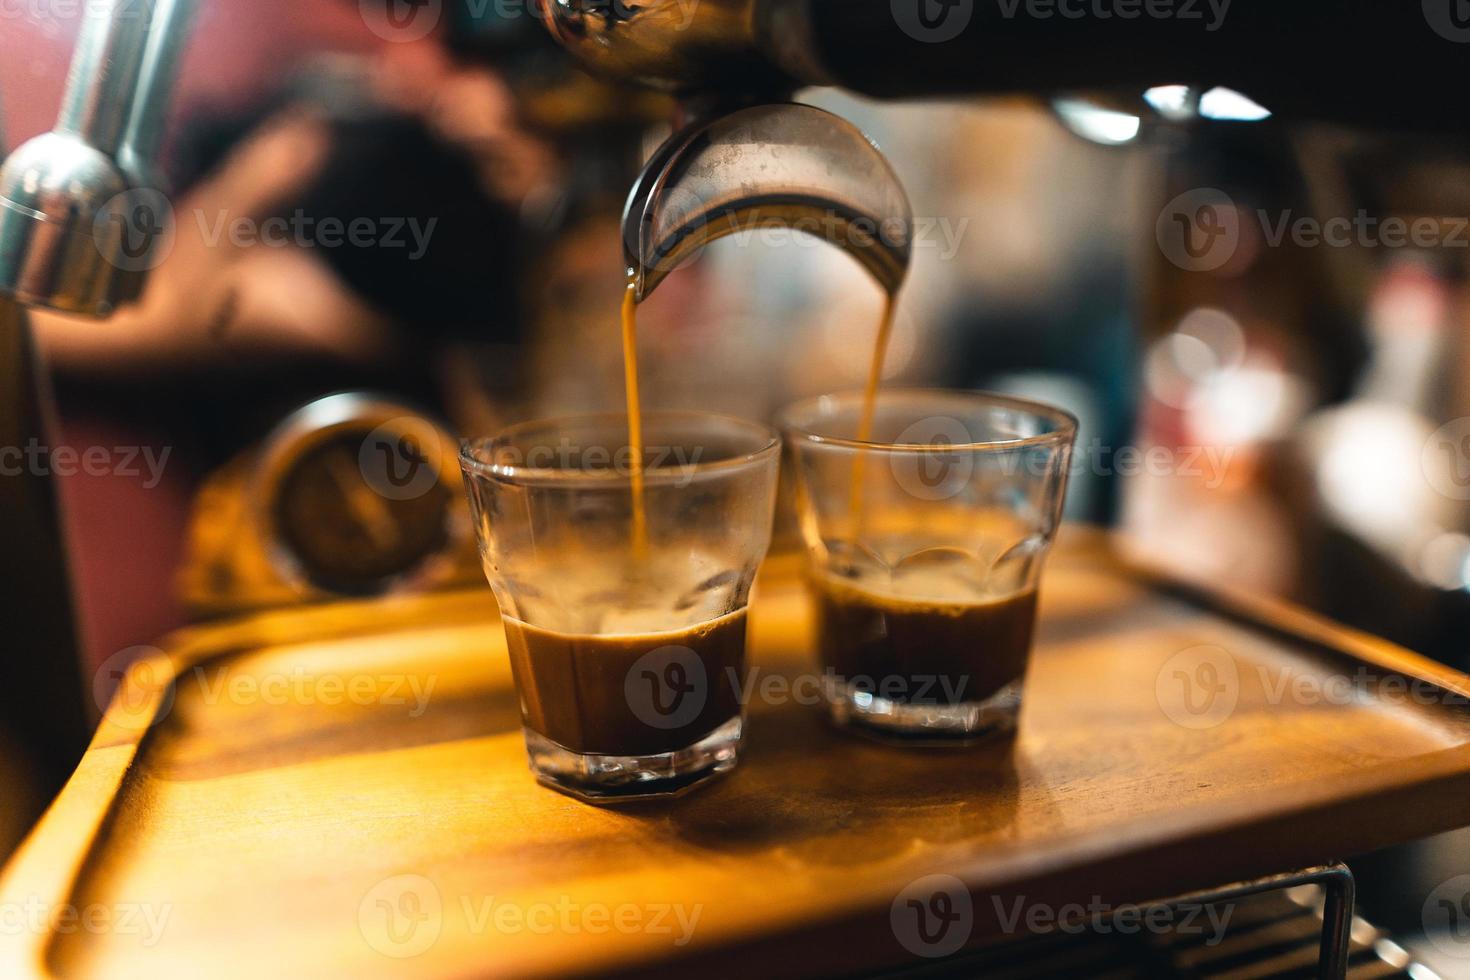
[538,0,1460,132]
[539,0,1470,334]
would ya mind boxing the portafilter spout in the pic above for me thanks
[623,103,913,302]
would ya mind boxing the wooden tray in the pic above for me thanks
[4,528,1470,979]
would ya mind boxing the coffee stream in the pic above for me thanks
[616,264,1044,731]
[620,275,897,551]
[850,292,898,533]
[620,278,647,556]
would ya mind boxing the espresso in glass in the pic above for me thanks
[461,413,780,802]
[782,391,1077,742]
[813,571,1037,712]
[503,609,747,758]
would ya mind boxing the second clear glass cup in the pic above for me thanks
[780,389,1077,744]
[461,412,780,802]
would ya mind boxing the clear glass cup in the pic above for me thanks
[460,412,780,802]
[780,389,1078,743]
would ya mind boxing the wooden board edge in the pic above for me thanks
[1112,537,1470,702]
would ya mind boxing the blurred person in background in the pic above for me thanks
[1,0,562,674]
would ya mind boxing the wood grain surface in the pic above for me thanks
[4,528,1470,979]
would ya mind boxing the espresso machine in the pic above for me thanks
[538,0,1454,124]
[0,0,197,849]
[527,1,1470,959]
[541,0,1470,650]
[529,0,1470,275]
[3,0,1470,969]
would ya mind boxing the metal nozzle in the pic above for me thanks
[623,103,912,302]
[0,0,196,317]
